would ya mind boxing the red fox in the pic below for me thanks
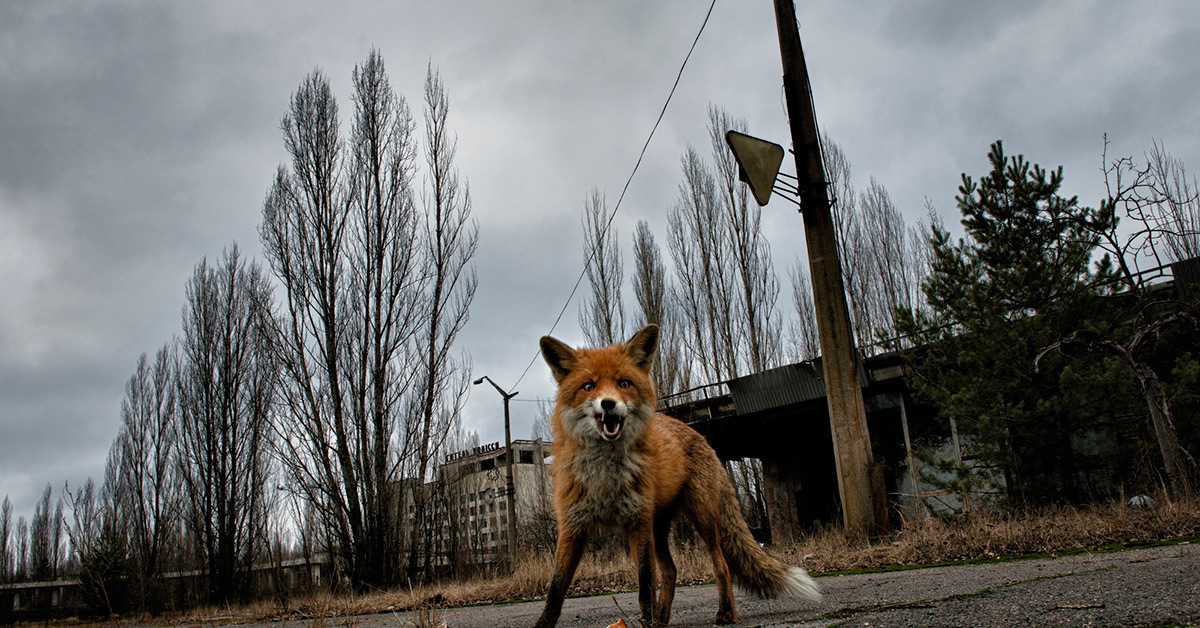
[533,324,819,628]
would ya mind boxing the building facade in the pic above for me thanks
[404,439,553,569]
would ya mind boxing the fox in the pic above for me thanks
[533,324,820,628]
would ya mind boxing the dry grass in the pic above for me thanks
[157,494,1198,626]
[775,493,1199,574]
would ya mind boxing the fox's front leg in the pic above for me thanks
[653,515,677,626]
[534,527,588,628]
[628,521,659,626]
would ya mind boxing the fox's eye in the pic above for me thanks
[618,379,633,389]
[581,381,596,392]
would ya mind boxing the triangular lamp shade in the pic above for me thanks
[725,130,784,207]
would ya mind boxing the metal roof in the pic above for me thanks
[726,356,867,415]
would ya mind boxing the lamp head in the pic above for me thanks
[473,377,485,385]
[725,130,784,207]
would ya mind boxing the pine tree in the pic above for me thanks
[895,141,1112,506]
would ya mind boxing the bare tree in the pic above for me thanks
[1146,141,1200,263]
[821,134,871,347]
[407,64,478,579]
[668,106,785,384]
[631,220,688,396]
[53,498,64,579]
[669,145,740,383]
[709,106,783,372]
[666,106,784,527]
[261,63,367,590]
[112,344,179,606]
[578,188,626,346]
[62,480,98,570]
[631,221,665,336]
[1098,140,1200,497]
[1,496,11,582]
[787,259,821,362]
[856,178,932,346]
[14,517,27,582]
[262,53,418,590]
[262,53,475,588]
[341,49,425,586]
[66,477,132,618]
[805,135,932,352]
[28,484,61,581]
[1037,138,1200,498]
[62,479,102,569]
[531,399,553,443]
[176,245,276,603]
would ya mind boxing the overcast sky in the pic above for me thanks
[2,1,1198,522]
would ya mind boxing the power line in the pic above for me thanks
[509,0,720,389]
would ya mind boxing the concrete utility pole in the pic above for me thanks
[772,0,877,537]
[474,376,520,563]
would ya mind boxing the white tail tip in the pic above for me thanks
[780,566,822,601]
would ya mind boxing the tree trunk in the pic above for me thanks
[1133,361,1193,498]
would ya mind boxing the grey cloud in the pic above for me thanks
[2,1,1198,521]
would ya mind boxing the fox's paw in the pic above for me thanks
[714,607,737,624]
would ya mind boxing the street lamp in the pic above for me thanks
[473,375,519,564]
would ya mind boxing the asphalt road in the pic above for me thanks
[237,542,1200,628]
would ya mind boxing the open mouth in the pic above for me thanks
[594,412,625,440]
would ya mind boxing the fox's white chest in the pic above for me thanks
[565,444,646,529]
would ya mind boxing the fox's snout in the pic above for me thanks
[590,397,627,441]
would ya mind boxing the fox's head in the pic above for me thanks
[540,325,659,445]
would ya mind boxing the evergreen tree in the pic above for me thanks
[895,141,1113,506]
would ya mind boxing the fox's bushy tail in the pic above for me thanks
[717,483,821,601]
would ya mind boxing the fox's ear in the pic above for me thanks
[624,324,659,371]
[540,336,578,383]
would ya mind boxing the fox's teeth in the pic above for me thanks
[599,413,624,438]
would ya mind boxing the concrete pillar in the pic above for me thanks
[762,458,802,546]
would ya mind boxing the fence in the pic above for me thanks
[0,556,329,623]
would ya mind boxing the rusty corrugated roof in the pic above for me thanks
[726,356,867,415]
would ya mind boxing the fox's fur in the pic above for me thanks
[533,325,819,628]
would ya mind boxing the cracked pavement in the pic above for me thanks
[229,542,1200,628]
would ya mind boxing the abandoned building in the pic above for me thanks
[403,439,554,567]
